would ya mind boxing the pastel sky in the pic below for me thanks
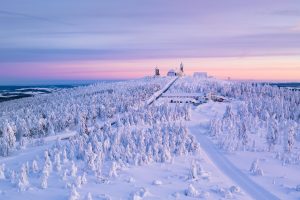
[0,0,300,84]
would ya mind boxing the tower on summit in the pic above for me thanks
[155,67,160,76]
[180,62,184,73]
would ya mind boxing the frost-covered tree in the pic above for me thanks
[40,172,48,189]
[210,117,221,137]
[79,113,89,135]
[62,169,68,181]
[38,117,48,137]
[185,184,199,197]
[54,150,62,172]
[0,163,5,180]
[94,152,103,180]
[10,170,17,185]
[85,143,96,171]
[76,175,82,188]
[0,121,16,156]
[69,185,80,200]
[63,147,69,163]
[44,150,53,173]
[71,161,77,177]
[43,151,52,176]
[32,160,39,173]
[18,164,29,191]
[109,162,118,178]
[249,159,263,176]
[237,122,248,150]
[223,105,234,120]
[85,192,93,200]
[284,124,296,153]
[19,137,27,150]
[81,172,87,185]
[266,116,279,151]
[25,161,30,175]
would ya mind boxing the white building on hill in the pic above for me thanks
[167,62,184,77]
[167,69,177,76]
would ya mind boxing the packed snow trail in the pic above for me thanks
[189,125,279,200]
[146,77,178,105]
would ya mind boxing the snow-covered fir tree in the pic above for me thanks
[69,185,80,200]
[32,160,39,173]
[85,192,93,200]
[18,164,29,191]
[70,161,78,177]
[0,121,16,156]
[40,172,48,189]
[0,163,5,180]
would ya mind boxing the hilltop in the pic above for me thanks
[0,76,299,200]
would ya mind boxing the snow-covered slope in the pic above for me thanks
[0,76,299,199]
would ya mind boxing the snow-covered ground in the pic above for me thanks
[0,76,299,199]
[186,99,300,199]
[0,143,250,200]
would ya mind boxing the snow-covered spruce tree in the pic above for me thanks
[25,161,30,175]
[85,143,96,171]
[47,120,55,136]
[18,164,30,191]
[62,169,68,181]
[249,159,263,176]
[284,123,296,153]
[10,170,17,185]
[16,119,29,150]
[81,172,87,185]
[237,122,248,150]
[185,184,199,197]
[76,175,82,188]
[43,150,53,174]
[42,161,51,178]
[266,116,279,151]
[184,105,191,121]
[63,147,69,163]
[19,137,27,150]
[54,150,62,172]
[79,112,89,135]
[0,121,16,156]
[109,161,118,178]
[0,163,5,180]
[210,117,221,137]
[85,192,93,200]
[71,161,78,177]
[38,117,48,137]
[32,160,39,173]
[40,172,48,189]
[223,105,234,120]
[69,185,80,200]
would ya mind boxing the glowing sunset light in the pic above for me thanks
[1,55,299,83]
[0,0,300,84]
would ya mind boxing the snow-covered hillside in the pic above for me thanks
[0,76,299,199]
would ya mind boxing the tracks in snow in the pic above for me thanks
[189,124,279,200]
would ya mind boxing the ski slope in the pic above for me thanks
[189,124,279,200]
[187,103,280,200]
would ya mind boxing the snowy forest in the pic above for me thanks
[0,76,299,199]
[170,77,300,162]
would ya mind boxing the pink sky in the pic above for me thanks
[2,56,299,82]
[1,1,300,84]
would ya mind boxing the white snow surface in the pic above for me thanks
[0,76,299,199]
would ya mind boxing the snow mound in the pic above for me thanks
[152,180,162,185]
[184,184,199,197]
